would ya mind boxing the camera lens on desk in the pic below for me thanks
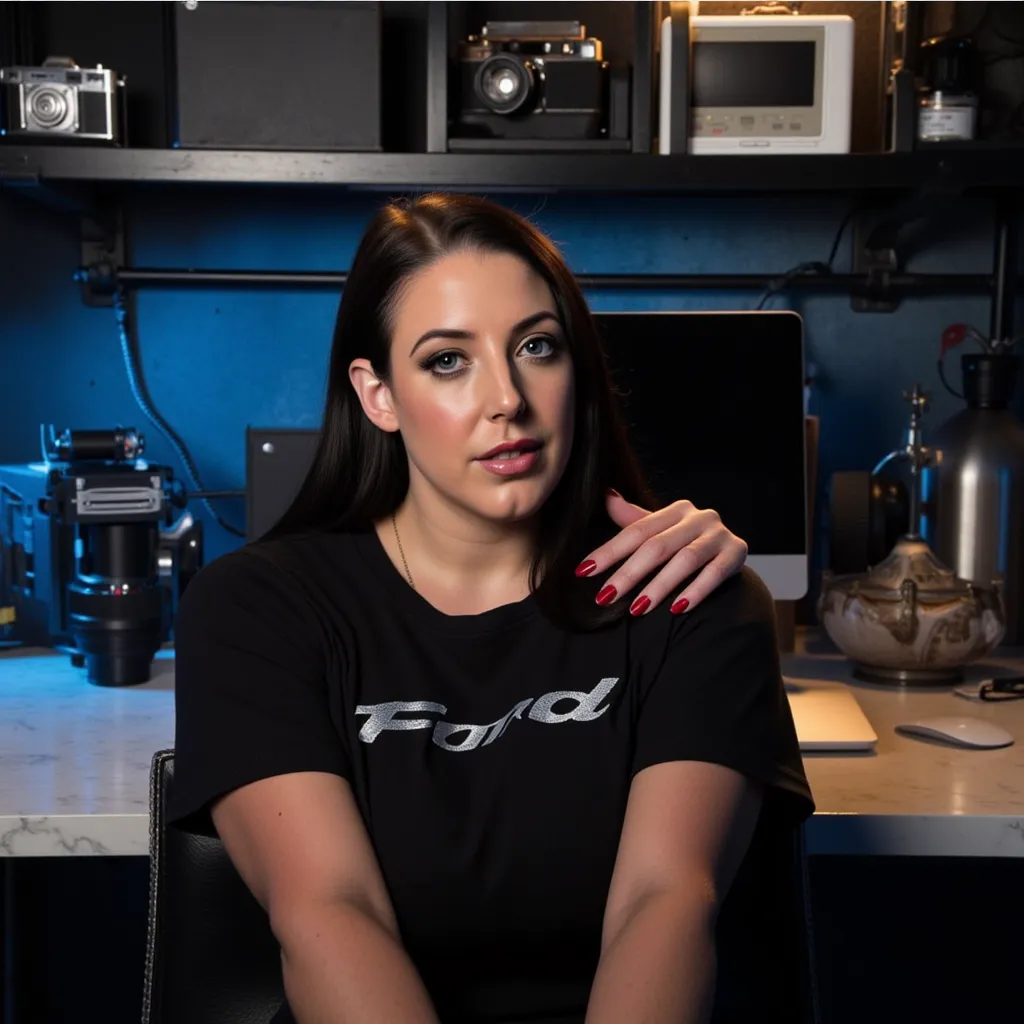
[67,522,164,687]
[474,54,535,115]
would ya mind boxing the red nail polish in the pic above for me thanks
[575,559,597,578]
[670,597,690,615]
[630,595,651,616]
[596,584,617,606]
[606,487,621,498]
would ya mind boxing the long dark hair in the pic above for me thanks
[264,194,652,630]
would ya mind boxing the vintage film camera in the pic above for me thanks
[0,427,202,686]
[454,20,611,144]
[0,56,125,143]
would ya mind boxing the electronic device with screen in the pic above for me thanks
[247,311,807,601]
[658,13,854,154]
[595,311,808,600]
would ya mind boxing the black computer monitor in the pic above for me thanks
[595,310,807,599]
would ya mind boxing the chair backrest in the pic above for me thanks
[144,750,819,1024]
[712,814,821,1023]
[142,749,285,1024]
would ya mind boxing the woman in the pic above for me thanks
[170,195,812,1024]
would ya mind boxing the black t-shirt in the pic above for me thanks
[169,528,813,1024]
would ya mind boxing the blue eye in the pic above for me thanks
[425,351,465,376]
[520,335,557,358]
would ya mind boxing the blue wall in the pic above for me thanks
[0,186,1012,577]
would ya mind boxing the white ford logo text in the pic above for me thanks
[355,676,620,752]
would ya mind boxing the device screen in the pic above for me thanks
[595,312,807,556]
[693,41,816,108]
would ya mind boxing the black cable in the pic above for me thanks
[825,209,854,269]
[754,208,853,311]
[937,358,965,399]
[113,287,246,538]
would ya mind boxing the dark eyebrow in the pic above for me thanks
[409,310,561,357]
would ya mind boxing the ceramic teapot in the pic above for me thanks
[818,385,1005,684]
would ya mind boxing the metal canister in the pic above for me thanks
[924,353,1024,643]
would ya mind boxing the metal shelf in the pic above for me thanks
[1,146,1023,194]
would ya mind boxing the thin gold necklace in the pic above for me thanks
[391,512,416,591]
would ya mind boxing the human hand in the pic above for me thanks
[575,491,749,616]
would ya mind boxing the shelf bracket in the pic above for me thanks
[78,205,124,307]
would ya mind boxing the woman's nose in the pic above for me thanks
[483,363,526,420]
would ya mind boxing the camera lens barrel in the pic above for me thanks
[54,428,144,464]
[474,53,536,115]
[30,87,68,126]
[68,523,164,687]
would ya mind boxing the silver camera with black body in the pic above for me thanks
[0,56,124,143]
[455,21,610,144]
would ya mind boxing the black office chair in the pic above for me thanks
[713,813,821,1024]
[143,749,284,1024]
[143,749,820,1024]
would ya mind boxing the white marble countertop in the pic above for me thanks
[3,641,1024,858]
[1,647,175,856]
[787,644,1024,859]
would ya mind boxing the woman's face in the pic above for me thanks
[352,249,575,524]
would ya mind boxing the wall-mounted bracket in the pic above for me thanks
[851,213,901,313]
[77,205,124,307]
[850,164,968,313]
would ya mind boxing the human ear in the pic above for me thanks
[348,358,400,433]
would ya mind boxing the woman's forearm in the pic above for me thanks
[278,900,440,1024]
[585,891,718,1024]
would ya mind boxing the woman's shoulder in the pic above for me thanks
[684,565,775,629]
[626,565,775,650]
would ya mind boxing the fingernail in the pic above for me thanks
[606,487,621,498]
[575,559,597,577]
[670,597,690,615]
[596,584,617,606]
[630,595,651,616]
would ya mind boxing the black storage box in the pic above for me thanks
[170,0,382,151]
[246,428,318,541]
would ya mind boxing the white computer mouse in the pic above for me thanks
[896,716,1014,749]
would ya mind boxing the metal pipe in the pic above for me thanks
[114,269,350,287]
[989,196,1018,343]
[577,273,993,292]
[97,267,1000,294]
